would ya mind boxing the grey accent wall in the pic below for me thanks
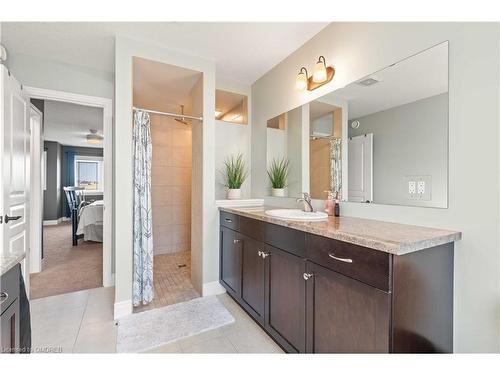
[61,146,104,217]
[43,141,62,221]
[349,93,448,207]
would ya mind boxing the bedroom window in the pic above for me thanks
[74,156,104,192]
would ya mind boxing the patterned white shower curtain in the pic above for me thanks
[133,110,154,306]
[330,138,342,197]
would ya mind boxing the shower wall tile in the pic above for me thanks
[153,146,172,166]
[171,146,192,167]
[171,186,191,206]
[172,224,190,246]
[151,186,172,206]
[171,205,191,225]
[152,206,172,227]
[150,115,192,256]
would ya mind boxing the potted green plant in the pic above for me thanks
[222,153,248,199]
[267,157,289,197]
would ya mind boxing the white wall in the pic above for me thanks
[114,36,216,316]
[251,22,500,352]
[4,52,113,99]
[214,80,252,200]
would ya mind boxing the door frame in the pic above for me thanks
[29,104,43,275]
[24,86,114,287]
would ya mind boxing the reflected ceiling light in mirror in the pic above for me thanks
[86,129,103,144]
[215,110,222,117]
[296,67,308,91]
[296,56,335,91]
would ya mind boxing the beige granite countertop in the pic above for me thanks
[219,206,461,255]
[0,250,26,276]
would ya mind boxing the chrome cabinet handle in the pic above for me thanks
[0,292,8,304]
[303,273,314,281]
[225,218,232,223]
[233,239,241,244]
[261,252,270,259]
[258,250,263,257]
[328,253,353,263]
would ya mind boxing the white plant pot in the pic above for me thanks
[272,188,285,197]
[227,189,242,200]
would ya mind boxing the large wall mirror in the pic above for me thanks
[266,41,449,208]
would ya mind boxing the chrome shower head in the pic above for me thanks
[175,105,190,126]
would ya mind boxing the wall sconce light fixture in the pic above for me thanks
[296,55,335,91]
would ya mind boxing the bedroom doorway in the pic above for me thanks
[26,87,113,299]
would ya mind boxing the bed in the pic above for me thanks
[76,200,104,242]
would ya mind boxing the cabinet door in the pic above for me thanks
[220,226,242,299]
[265,245,306,353]
[305,261,390,353]
[240,234,266,324]
[1,298,20,354]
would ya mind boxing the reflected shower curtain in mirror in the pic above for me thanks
[330,138,342,197]
[133,110,154,306]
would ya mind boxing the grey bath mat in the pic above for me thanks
[116,295,234,353]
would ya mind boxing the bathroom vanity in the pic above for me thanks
[219,206,461,353]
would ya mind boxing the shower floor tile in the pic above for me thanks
[134,251,200,313]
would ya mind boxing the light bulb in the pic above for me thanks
[312,58,327,83]
[296,68,308,91]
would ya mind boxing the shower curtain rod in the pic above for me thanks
[133,106,203,121]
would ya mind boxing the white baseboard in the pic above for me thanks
[61,217,71,222]
[202,281,226,296]
[43,218,63,226]
[104,273,115,288]
[114,299,132,320]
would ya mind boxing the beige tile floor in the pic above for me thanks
[134,251,200,313]
[30,287,283,353]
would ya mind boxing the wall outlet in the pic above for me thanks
[406,175,432,201]
[408,181,416,195]
[417,181,425,195]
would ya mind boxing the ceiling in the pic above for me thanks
[323,42,448,119]
[2,22,328,85]
[133,56,201,114]
[44,100,103,148]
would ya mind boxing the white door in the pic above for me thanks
[348,133,373,203]
[0,65,31,284]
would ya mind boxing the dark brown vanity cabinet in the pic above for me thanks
[1,265,21,354]
[219,211,454,354]
[240,233,266,324]
[265,245,306,353]
[219,225,241,298]
[305,261,390,353]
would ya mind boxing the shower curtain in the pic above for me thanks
[132,110,154,306]
[330,138,342,197]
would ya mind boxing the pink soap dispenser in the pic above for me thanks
[324,191,334,216]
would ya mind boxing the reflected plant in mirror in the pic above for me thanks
[265,41,449,208]
[267,157,290,197]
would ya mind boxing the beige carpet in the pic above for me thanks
[30,222,102,299]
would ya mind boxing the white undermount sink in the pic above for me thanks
[265,209,328,221]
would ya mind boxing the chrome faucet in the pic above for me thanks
[297,192,314,212]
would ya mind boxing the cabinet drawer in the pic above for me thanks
[239,216,265,242]
[220,211,239,230]
[1,265,20,315]
[306,234,391,291]
[265,223,306,258]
